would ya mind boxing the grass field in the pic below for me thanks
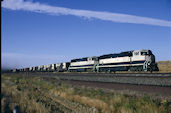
[157,60,171,72]
[1,74,171,113]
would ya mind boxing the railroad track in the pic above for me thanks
[43,76,171,100]
[3,72,171,100]
[12,71,171,77]
[18,72,170,86]
[4,72,171,86]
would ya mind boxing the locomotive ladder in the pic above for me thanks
[143,60,148,71]
[93,60,99,72]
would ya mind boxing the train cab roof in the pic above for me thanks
[133,49,151,52]
[133,49,153,55]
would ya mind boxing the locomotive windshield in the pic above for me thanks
[141,50,153,55]
[141,52,148,55]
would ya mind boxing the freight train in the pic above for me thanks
[13,49,159,72]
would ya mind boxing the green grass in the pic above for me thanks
[1,74,171,113]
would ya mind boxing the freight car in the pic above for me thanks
[15,49,159,73]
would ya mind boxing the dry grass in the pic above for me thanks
[1,75,70,113]
[50,83,171,113]
[157,60,171,72]
[1,74,171,113]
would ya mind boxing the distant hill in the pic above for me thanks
[157,60,171,72]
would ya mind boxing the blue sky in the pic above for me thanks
[2,0,171,69]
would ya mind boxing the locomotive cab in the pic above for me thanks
[140,50,158,71]
[131,50,158,72]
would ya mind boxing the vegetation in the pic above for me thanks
[1,74,171,113]
[157,60,171,72]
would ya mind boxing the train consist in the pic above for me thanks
[13,49,159,72]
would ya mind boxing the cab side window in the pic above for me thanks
[134,52,139,56]
[141,52,147,55]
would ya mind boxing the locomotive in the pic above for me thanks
[14,49,159,72]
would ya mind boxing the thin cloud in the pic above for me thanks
[2,0,171,27]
